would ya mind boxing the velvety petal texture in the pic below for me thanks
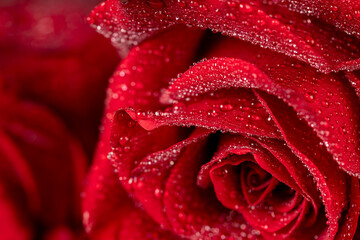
[0,0,120,156]
[89,0,360,73]
[1,0,120,239]
[83,26,204,238]
[84,0,360,239]
[0,94,88,239]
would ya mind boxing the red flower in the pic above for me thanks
[0,0,120,238]
[0,0,120,156]
[0,93,87,240]
[84,1,360,239]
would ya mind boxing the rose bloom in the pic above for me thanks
[0,0,119,156]
[0,0,119,239]
[81,0,360,240]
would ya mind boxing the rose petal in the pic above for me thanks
[0,128,40,215]
[130,88,282,139]
[111,111,189,191]
[334,177,360,240]
[85,25,203,234]
[0,183,32,240]
[122,53,357,237]
[345,70,360,100]
[1,96,87,229]
[90,202,185,240]
[93,25,203,186]
[272,0,360,38]
[0,1,120,156]
[255,91,348,238]
[110,118,262,239]
[129,128,212,228]
[198,134,321,238]
[90,0,360,73]
[162,136,261,239]
[240,163,278,206]
[116,206,185,240]
[163,42,360,178]
[106,26,203,112]
[82,147,128,234]
[83,149,183,240]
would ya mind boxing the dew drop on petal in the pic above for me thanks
[304,92,315,102]
[119,136,129,146]
[239,4,253,13]
[321,100,329,108]
[219,103,234,112]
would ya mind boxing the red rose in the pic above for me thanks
[0,0,120,156]
[84,0,360,239]
[0,93,87,240]
[0,0,120,238]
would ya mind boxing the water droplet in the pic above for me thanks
[219,103,234,112]
[199,5,208,12]
[355,10,360,18]
[176,0,186,7]
[304,92,315,102]
[214,168,228,178]
[251,114,261,120]
[178,211,187,221]
[226,13,236,20]
[119,136,129,146]
[189,1,199,7]
[154,188,162,197]
[239,4,253,13]
[123,146,131,152]
[227,2,237,7]
[116,112,124,121]
[271,19,280,25]
[305,36,315,45]
[320,121,329,127]
[136,180,144,188]
[345,14,353,20]
[321,100,329,108]
[207,109,219,117]
[136,110,151,119]
[341,126,347,134]
[236,116,245,121]
[330,5,338,12]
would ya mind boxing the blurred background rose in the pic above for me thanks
[0,0,120,239]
